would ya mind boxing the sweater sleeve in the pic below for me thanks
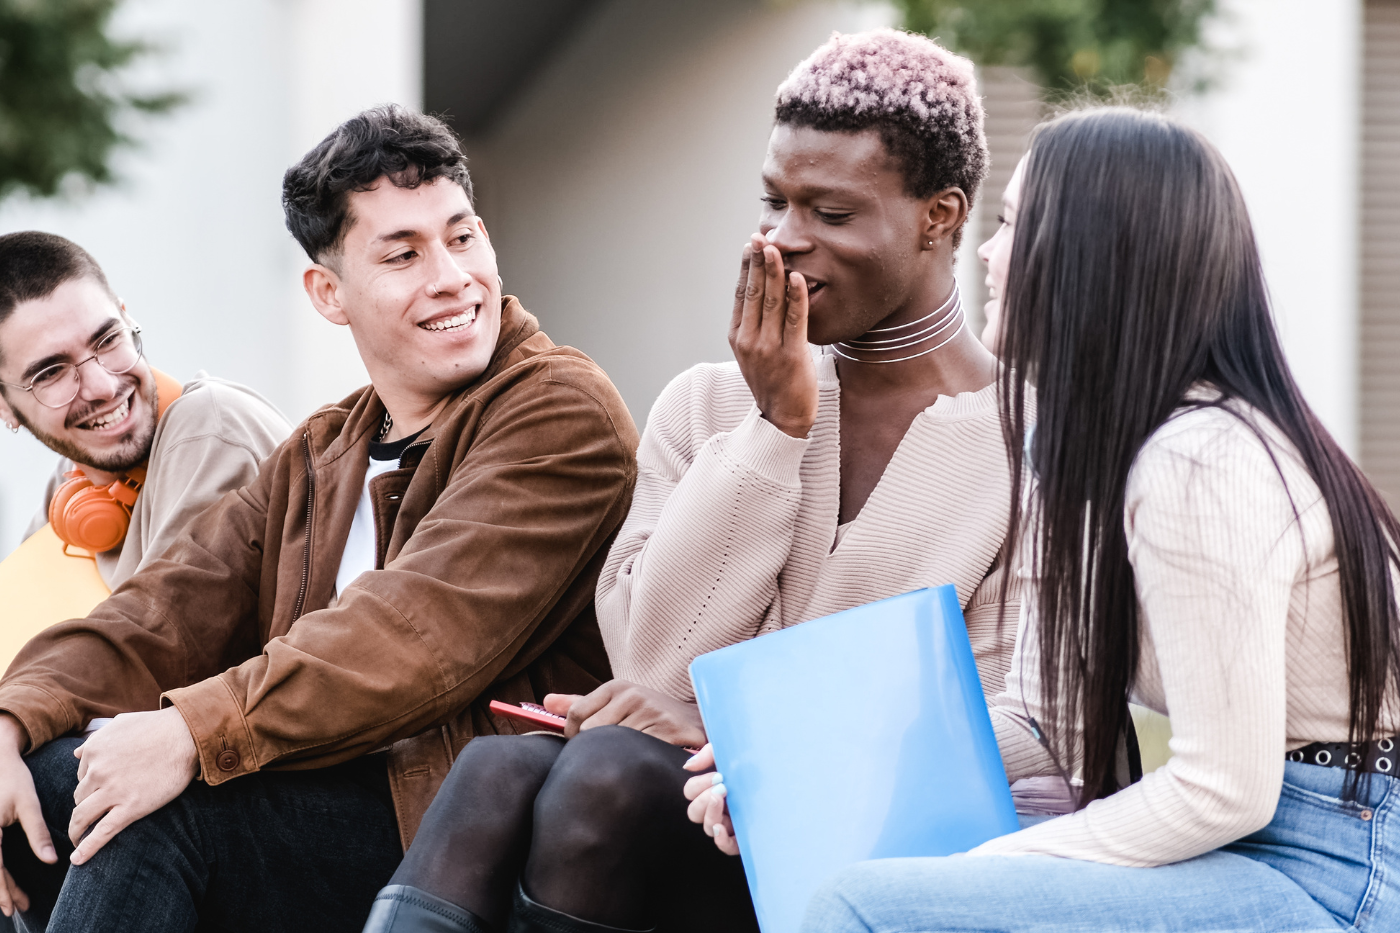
[973,410,1305,865]
[986,598,1059,781]
[116,383,290,588]
[596,366,809,701]
[962,554,1021,704]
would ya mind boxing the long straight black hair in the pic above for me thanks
[998,107,1400,804]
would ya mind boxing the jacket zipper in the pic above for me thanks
[292,433,315,621]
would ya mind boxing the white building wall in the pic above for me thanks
[471,0,898,424]
[1177,0,1361,453]
[0,0,421,556]
[0,0,1362,558]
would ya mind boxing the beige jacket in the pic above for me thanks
[27,373,291,589]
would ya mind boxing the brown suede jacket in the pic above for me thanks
[0,299,638,847]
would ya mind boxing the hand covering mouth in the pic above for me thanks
[787,273,825,297]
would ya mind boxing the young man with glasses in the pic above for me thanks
[0,106,636,933]
[0,232,291,590]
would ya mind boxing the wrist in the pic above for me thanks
[0,713,27,756]
[161,707,199,778]
[761,412,813,439]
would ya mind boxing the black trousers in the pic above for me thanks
[5,737,402,933]
[392,725,760,932]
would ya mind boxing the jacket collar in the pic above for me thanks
[306,296,542,466]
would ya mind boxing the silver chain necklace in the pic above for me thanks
[832,284,966,364]
[375,410,393,443]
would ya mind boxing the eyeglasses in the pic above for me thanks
[1,326,145,409]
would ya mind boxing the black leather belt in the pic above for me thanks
[1288,737,1399,775]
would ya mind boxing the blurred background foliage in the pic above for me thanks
[0,0,182,201]
[895,0,1217,96]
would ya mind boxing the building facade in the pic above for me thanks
[0,0,1383,555]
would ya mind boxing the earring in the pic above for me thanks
[6,422,17,434]
[927,240,934,246]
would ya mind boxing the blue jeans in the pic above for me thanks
[4,737,402,933]
[802,761,1397,932]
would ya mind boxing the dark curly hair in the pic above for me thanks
[282,104,473,266]
[775,29,988,236]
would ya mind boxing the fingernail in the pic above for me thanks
[42,846,55,861]
[711,783,727,798]
[715,823,728,840]
[710,772,724,785]
[685,752,702,767]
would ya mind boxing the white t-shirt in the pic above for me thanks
[334,432,419,599]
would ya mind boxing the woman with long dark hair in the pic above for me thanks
[787,107,1400,930]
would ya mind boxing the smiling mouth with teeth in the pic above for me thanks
[78,394,131,431]
[420,307,477,332]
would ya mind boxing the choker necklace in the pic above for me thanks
[832,284,966,364]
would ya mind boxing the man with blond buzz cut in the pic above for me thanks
[0,105,637,933]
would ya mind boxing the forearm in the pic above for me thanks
[598,406,807,699]
[0,460,277,752]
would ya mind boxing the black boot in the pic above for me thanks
[506,885,655,933]
[363,884,496,933]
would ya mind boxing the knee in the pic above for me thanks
[441,734,562,801]
[414,734,563,846]
[801,861,901,933]
[24,738,82,812]
[537,726,683,836]
[800,869,867,933]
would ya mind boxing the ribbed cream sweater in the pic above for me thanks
[596,352,1018,704]
[975,399,1400,867]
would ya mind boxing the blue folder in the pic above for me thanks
[689,586,1018,933]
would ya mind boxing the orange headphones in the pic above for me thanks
[49,369,183,554]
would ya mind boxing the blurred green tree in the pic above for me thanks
[895,0,1216,96]
[0,0,182,200]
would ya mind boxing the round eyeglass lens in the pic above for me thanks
[30,329,144,408]
[96,329,142,373]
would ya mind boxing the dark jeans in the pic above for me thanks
[5,737,402,933]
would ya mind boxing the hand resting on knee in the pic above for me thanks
[544,679,707,748]
[68,708,198,866]
[0,714,57,917]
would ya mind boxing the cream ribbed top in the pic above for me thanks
[975,399,1400,866]
[595,351,1018,704]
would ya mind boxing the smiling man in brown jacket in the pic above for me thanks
[0,105,637,933]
